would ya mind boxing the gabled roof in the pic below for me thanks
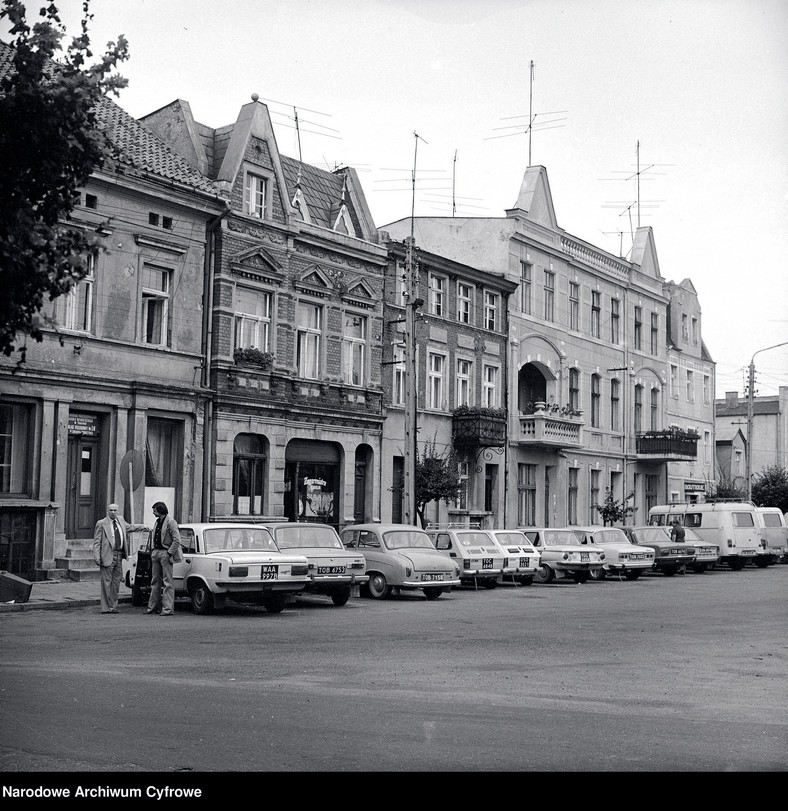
[631,226,662,279]
[0,40,224,199]
[508,165,558,229]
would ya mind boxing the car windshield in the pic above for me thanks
[274,525,343,550]
[458,532,498,547]
[493,531,531,547]
[383,530,435,550]
[544,531,581,546]
[589,529,629,544]
[632,528,670,543]
[202,527,279,553]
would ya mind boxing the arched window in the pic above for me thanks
[233,433,267,515]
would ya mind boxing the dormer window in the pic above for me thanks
[244,172,269,218]
[332,204,353,235]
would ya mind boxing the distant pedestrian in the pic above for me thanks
[93,503,148,614]
[670,519,686,542]
[147,502,182,616]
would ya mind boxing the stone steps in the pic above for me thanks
[55,539,101,581]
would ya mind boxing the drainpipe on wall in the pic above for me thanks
[201,200,231,521]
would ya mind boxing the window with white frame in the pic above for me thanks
[670,364,678,398]
[457,282,473,324]
[591,291,601,338]
[428,273,446,317]
[686,370,694,402]
[0,402,33,495]
[703,374,710,404]
[141,265,171,346]
[520,261,532,315]
[482,364,499,408]
[634,384,643,433]
[518,463,536,526]
[342,313,367,386]
[650,312,659,354]
[455,358,472,407]
[691,317,698,345]
[428,352,445,410]
[682,313,689,341]
[591,374,600,427]
[244,171,269,218]
[610,297,620,344]
[569,282,579,331]
[296,301,322,380]
[484,291,499,331]
[234,287,272,351]
[610,378,620,431]
[704,430,711,463]
[543,271,555,322]
[568,467,578,525]
[569,368,580,411]
[393,361,406,406]
[64,254,95,332]
[650,388,659,430]
[634,306,643,350]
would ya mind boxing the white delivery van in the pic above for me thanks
[648,501,766,570]
[755,507,787,565]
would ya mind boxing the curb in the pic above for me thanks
[0,596,132,614]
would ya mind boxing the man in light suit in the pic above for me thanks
[147,501,182,616]
[93,503,149,614]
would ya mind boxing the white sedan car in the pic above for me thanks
[488,529,541,585]
[571,526,655,581]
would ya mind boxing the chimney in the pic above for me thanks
[725,391,739,407]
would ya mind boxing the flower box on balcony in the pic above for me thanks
[233,348,274,369]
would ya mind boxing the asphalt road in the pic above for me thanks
[1,564,786,776]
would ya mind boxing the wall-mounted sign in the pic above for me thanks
[68,413,98,436]
[684,481,706,492]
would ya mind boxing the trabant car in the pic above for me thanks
[571,526,654,580]
[123,523,310,614]
[621,526,696,577]
[487,529,541,585]
[340,523,461,600]
[265,522,368,606]
[425,526,508,589]
[682,527,720,572]
[518,528,605,584]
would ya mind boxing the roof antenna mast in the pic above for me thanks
[294,106,303,163]
[528,60,534,166]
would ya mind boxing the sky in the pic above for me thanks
[3,0,787,397]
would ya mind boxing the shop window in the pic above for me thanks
[233,434,267,515]
[0,402,33,495]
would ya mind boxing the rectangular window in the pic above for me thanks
[670,364,679,398]
[650,312,659,355]
[429,273,445,317]
[651,388,659,431]
[634,306,643,350]
[691,317,698,345]
[518,464,536,526]
[568,467,578,525]
[64,254,95,332]
[645,474,659,513]
[482,365,499,408]
[610,379,620,431]
[704,430,711,464]
[703,374,710,405]
[456,358,472,407]
[569,282,579,331]
[591,291,601,338]
[455,461,469,510]
[484,464,497,513]
[686,370,694,402]
[145,417,180,492]
[0,403,33,495]
[543,271,554,322]
[457,282,473,324]
[396,262,408,306]
[590,469,600,524]
[569,368,580,411]
[520,261,531,315]
[296,302,322,380]
[342,313,367,386]
[234,287,272,351]
[141,265,171,346]
[428,352,445,410]
[610,298,620,344]
[634,386,643,433]
[682,313,689,341]
[591,375,600,428]
[244,172,268,218]
[393,362,406,406]
[484,291,499,331]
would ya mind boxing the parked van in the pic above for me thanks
[755,507,787,565]
[648,501,766,570]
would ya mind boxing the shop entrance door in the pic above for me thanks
[66,436,101,538]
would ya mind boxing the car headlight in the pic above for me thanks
[405,566,412,577]
[599,552,606,561]
[229,566,248,577]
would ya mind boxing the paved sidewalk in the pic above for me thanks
[0,575,132,613]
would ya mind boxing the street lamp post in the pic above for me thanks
[745,341,788,501]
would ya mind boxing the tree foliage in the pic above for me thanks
[413,436,463,528]
[593,489,635,526]
[706,471,746,502]
[751,466,788,513]
[0,0,128,360]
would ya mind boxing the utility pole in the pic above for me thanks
[746,341,788,500]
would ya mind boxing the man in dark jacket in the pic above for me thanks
[146,501,181,616]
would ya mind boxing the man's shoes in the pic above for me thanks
[160,611,173,616]
[145,609,160,615]
[101,610,118,614]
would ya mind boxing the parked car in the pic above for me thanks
[487,529,541,585]
[123,523,310,614]
[755,507,787,565]
[681,527,719,573]
[571,526,655,580]
[264,522,369,606]
[339,523,461,600]
[518,528,605,584]
[425,526,508,589]
[620,526,697,576]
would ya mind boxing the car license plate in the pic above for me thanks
[741,549,756,555]
[633,554,647,560]
[519,556,529,568]
[422,573,444,582]
[261,565,278,580]
[482,558,494,569]
[580,552,589,561]
[317,566,346,574]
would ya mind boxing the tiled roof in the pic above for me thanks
[0,39,223,198]
[280,155,362,235]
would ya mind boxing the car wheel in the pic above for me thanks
[190,581,214,615]
[690,563,707,573]
[519,576,534,586]
[624,570,642,581]
[534,564,553,584]
[264,594,287,613]
[728,558,745,571]
[573,571,590,584]
[330,586,351,606]
[423,587,443,600]
[590,567,606,581]
[367,572,391,599]
[662,566,678,577]
[482,579,498,589]
[754,558,770,568]
[131,581,146,607]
